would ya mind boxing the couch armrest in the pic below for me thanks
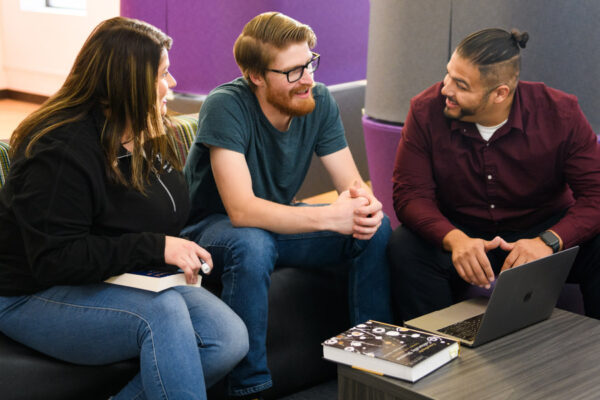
[169,114,198,166]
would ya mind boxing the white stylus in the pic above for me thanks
[200,260,211,274]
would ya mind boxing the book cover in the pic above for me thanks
[105,269,201,292]
[322,320,460,382]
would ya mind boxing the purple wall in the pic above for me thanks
[121,0,369,95]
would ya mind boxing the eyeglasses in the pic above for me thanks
[267,52,320,83]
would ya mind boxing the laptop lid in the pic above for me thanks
[405,246,579,347]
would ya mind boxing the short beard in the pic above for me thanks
[443,90,491,121]
[266,84,316,117]
[443,103,475,120]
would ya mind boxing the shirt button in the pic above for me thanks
[486,143,490,147]
[487,174,493,180]
[490,204,496,209]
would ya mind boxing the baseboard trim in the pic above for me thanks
[0,89,48,104]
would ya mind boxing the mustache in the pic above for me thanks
[292,84,314,94]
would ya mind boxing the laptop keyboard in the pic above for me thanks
[438,313,484,342]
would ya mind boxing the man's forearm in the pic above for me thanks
[226,190,367,237]
[226,196,327,234]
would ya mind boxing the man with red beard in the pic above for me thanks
[182,12,392,400]
[389,28,600,323]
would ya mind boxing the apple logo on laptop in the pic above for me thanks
[523,291,533,303]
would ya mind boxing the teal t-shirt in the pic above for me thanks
[184,78,347,224]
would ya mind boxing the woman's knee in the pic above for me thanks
[144,290,191,327]
[178,286,249,360]
[217,310,249,364]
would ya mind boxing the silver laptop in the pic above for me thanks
[405,246,579,347]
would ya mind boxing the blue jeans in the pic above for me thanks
[181,211,393,397]
[0,284,248,400]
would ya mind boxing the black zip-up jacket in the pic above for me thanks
[0,109,190,296]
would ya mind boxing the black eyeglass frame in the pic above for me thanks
[266,52,320,83]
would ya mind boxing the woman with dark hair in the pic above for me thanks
[0,17,248,399]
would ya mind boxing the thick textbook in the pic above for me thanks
[105,269,201,292]
[322,320,459,382]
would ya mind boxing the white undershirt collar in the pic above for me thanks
[476,119,508,142]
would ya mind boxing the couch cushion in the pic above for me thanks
[0,332,138,400]
[0,141,10,189]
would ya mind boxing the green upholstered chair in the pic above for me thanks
[169,114,198,165]
[0,141,10,189]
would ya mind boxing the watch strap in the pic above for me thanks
[539,231,560,253]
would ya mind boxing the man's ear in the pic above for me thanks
[493,84,511,104]
[249,71,265,88]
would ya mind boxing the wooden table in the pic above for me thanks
[337,309,600,400]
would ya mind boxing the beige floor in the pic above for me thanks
[302,189,338,204]
[0,99,40,141]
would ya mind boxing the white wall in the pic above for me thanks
[0,0,120,96]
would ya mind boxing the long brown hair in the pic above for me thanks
[10,16,181,192]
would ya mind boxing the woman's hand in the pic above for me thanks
[164,236,213,284]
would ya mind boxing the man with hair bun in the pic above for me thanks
[389,28,600,322]
[183,12,392,400]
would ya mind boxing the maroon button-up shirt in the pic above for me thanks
[393,81,600,248]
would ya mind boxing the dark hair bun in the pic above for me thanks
[510,29,529,49]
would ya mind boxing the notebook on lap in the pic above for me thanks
[405,246,579,347]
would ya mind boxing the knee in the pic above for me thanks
[223,228,277,275]
[584,234,600,266]
[215,310,249,365]
[576,235,600,282]
[146,290,189,324]
[373,214,393,244]
[130,290,193,345]
[231,227,276,255]
[356,214,392,253]
[387,226,412,259]
[387,226,428,273]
